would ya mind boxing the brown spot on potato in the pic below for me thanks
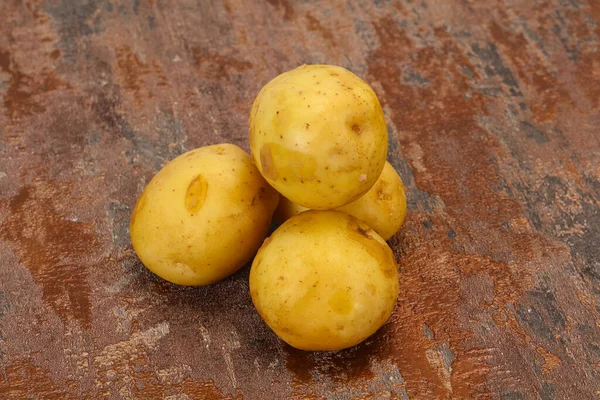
[260,143,279,180]
[210,145,228,155]
[185,174,208,213]
[357,226,371,238]
[352,124,362,134]
[347,218,372,239]
[376,180,393,201]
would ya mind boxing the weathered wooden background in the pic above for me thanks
[0,0,599,398]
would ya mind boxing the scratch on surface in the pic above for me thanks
[157,364,192,385]
[423,323,435,340]
[228,330,241,350]
[463,346,496,362]
[222,347,237,388]
[105,274,133,294]
[199,323,211,349]
[119,384,133,399]
[164,395,191,400]
[94,322,170,368]
[254,357,261,378]
[406,142,426,173]
[64,349,90,374]
[113,305,144,334]
[426,342,455,393]
[222,331,241,388]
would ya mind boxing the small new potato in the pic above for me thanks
[249,64,388,210]
[130,144,279,286]
[250,211,399,351]
[275,161,407,240]
[272,193,309,226]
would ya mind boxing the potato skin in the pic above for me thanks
[130,144,279,286]
[249,64,388,210]
[250,211,399,351]
[276,161,407,240]
[272,194,309,225]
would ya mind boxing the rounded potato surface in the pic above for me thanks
[275,161,407,240]
[273,194,309,225]
[338,161,406,240]
[249,64,388,210]
[130,144,279,286]
[250,210,399,351]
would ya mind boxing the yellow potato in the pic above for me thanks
[249,64,388,210]
[250,210,399,351]
[272,194,309,225]
[130,144,279,286]
[275,161,407,240]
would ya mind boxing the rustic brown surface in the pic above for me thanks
[0,0,599,398]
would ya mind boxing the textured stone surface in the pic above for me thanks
[1,0,599,398]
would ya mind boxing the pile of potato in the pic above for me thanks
[130,65,406,351]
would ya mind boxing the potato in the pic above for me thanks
[250,210,399,351]
[249,64,388,210]
[130,144,279,286]
[275,161,407,240]
[272,194,309,225]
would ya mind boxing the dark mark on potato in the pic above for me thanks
[185,174,208,213]
[260,143,278,180]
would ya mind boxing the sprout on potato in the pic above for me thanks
[249,64,388,210]
[130,144,279,286]
[250,210,399,351]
